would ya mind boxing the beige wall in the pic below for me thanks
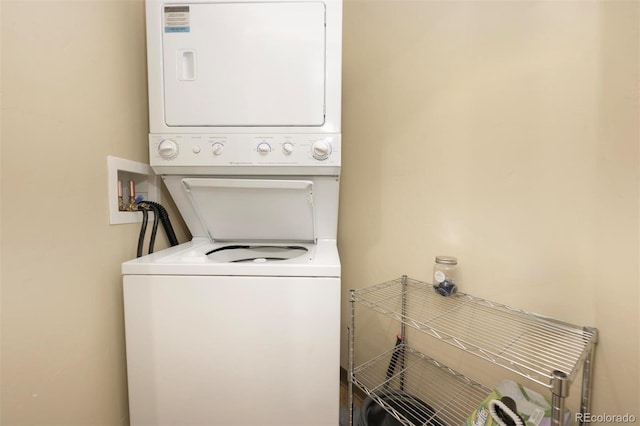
[1,1,189,424]
[1,0,638,424]
[340,0,639,419]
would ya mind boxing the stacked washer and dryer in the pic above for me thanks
[122,0,342,425]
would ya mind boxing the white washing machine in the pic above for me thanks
[122,168,341,425]
[123,0,342,424]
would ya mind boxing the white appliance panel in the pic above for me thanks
[162,2,326,127]
[124,275,340,426]
[182,178,315,242]
[149,134,342,171]
[161,175,339,241]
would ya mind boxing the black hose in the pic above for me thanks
[143,201,179,246]
[136,205,149,258]
[385,334,403,388]
[145,203,160,254]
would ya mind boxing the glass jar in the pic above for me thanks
[433,256,458,296]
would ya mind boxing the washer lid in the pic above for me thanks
[182,178,315,242]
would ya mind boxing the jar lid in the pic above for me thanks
[435,256,457,265]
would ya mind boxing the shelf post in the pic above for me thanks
[399,275,408,391]
[579,327,598,425]
[551,370,569,426]
[348,289,356,426]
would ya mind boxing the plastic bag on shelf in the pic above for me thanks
[465,379,571,426]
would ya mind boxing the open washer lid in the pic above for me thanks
[182,178,315,242]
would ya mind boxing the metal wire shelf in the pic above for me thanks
[352,343,491,426]
[352,276,597,389]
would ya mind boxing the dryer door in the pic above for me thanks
[161,2,326,127]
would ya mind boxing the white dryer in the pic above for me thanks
[122,0,342,424]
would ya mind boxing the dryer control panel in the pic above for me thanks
[149,134,341,168]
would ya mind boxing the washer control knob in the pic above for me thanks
[257,142,271,156]
[311,140,331,160]
[282,142,294,155]
[211,142,224,156]
[158,139,179,159]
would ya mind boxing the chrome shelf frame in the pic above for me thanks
[348,275,598,426]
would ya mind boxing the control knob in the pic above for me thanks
[211,142,224,156]
[257,142,271,156]
[158,139,179,159]
[311,140,331,160]
[282,142,294,155]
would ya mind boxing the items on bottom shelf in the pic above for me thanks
[466,379,571,426]
[349,391,444,426]
[351,334,444,426]
[348,343,491,425]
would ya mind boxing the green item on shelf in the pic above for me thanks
[466,379,570,426]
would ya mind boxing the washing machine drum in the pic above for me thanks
[356,390,444,426]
